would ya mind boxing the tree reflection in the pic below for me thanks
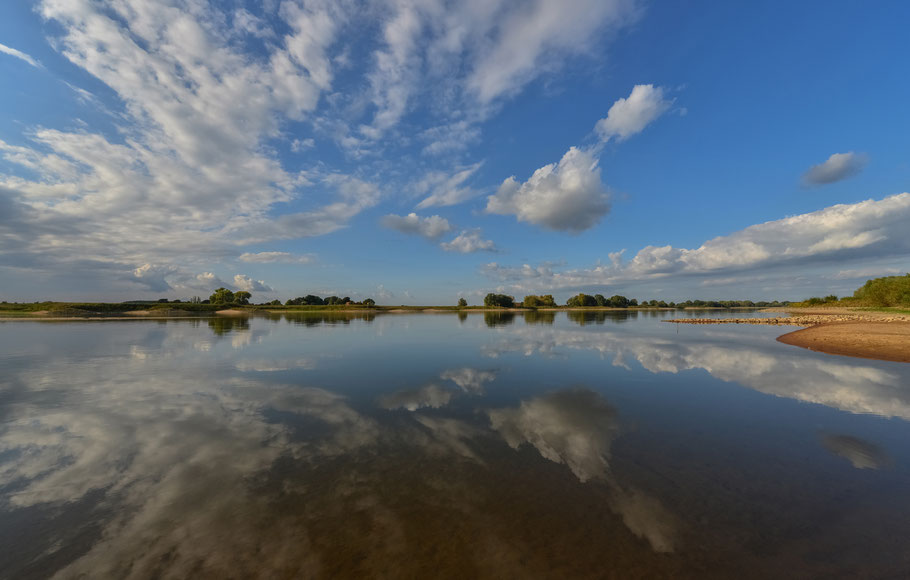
[484,311,516,327]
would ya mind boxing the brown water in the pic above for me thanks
[1,311,909,578]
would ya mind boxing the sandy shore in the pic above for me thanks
[667,309,910,363]
[778,322,910,364]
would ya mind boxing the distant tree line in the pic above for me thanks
[284,295,375,306]
[476,292,790,309]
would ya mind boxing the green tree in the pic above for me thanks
[484,293,515,308]
[566,293,596,307]
[209,287,235,304]
[269,299,281,306]
[593,294,607,307]
[234,291,252,305]
[363,298,376,307]
[608,295,630,308]
[458,297,468,307]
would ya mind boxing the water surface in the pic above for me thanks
[2,311,909,578]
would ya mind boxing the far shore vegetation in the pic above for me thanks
[2,274,907,318]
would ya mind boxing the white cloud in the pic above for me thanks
[357,0,639,141]
[482,193,910,292]
[441,229,497,253]
[132,263,179,292]
[290,138,316,152]
[381,213,453,240]
[595,84,672,142]
[238,252,315,264]
[466,0,639,104]
[232,274,273,293]
[415,162,484,209]
[0,2,378,294]
[802,152,868,186]
[486,147,609,232]
[0,42,42,68]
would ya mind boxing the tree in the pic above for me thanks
[523,294,556,308]
[234,291,251,305]
[566,293,596,307]
[209,287,235,304]
[484,293,514,308]
[363,298,376,307]
[269,299,282,306]
[593,294,607,307]
[608,295,630,308]
[457,298,467,307]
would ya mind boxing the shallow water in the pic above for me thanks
[2,311,909,578]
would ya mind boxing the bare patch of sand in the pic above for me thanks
[215,309,248,316]
[777,322,910,364]
[125,310,152,316]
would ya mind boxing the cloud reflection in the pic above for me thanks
[379,384,454,411]
[487,389,678,553]
[485,326,910,420]
[822,434,892,470]
[440,368,497,394]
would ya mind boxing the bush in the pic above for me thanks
[852,274,910,307]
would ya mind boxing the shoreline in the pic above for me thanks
[777,322,910,364]
[666,309,910,363]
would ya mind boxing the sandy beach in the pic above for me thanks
[777,322,910,364]
[667,308,910,363]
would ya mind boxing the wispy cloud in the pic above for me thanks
[0,42,42,68]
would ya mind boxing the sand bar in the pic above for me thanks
[777,322,910,363]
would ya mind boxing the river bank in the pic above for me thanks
[666,308,910,363]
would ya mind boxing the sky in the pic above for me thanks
[1,0,908,305]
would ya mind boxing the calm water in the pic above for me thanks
[2,311,910,578]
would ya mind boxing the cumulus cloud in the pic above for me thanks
[802,152,868,186]
[232,274,273,292]
[487,147,609,232]
[440,230,497,253]
[381,213,453,240]
[0,42,42,68]
[237,252,315,264]
[595,84,672,142]
[482,193,910,292]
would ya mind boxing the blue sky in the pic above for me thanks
[1,0,908,304]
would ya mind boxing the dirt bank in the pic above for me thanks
[777,322,910,363]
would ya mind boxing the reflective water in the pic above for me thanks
[2,311,910,578]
